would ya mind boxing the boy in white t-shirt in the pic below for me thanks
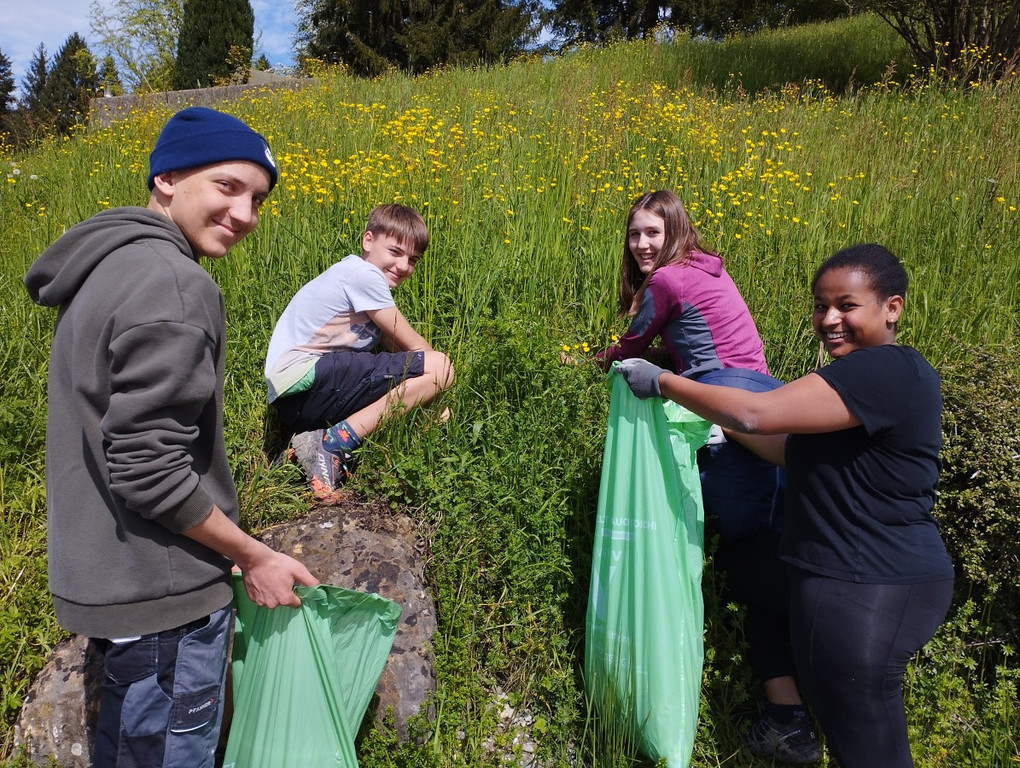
[265,204,453,494]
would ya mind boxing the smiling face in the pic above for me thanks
[362,230,420,288]
[812,267,903,358]
[149,161,270,258]
[627,208,666,275]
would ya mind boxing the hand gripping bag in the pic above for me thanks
[223,574,402,768]
[584,368,711,766]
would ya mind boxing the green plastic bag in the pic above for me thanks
[223,574,402,768]
[584,368,711,766]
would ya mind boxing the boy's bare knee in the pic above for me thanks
[424,351,454,390]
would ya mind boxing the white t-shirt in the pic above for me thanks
[264,254,395,401]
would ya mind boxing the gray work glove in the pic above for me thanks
[615,358,667,399]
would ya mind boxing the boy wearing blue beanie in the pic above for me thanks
[25,106,315,768]
[147,105,279,191]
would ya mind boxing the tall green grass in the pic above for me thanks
[3,13,1019,765]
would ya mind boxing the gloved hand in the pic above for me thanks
[615,358,667,399]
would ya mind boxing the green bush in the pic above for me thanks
[938,341,1020,640]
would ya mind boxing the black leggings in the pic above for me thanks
[787,570,953,768]
[713,531,796,681]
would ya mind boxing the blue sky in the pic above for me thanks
[3,0,299,96]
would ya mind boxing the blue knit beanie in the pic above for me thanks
[147,106,278,191]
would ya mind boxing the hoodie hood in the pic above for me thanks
[686,250,724,278]
[25,207,193,308]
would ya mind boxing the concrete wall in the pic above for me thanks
[89,74,312,128]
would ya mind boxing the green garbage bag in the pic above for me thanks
[224,574,402,768]
[584,368,711,766]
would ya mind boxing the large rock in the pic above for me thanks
[259,500,438,737]
[14,496,437,765]
[12,635,102,767]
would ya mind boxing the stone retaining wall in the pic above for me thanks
[89,75,312,128]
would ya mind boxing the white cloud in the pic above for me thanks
[4,0,94,91]
[251,0,299,69]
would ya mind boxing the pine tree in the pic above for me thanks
[99,55,125,97]
[39,34,100,134]
[174,0,255,89]
[667,0,846,39]
[447,0,538,66]
[296,0,538,76]
[399,0,538,72]
[297,0,403,77]
[0,46,15,116]
[548,0,848,46]
[0,45,16,146]
[20,44,48,112]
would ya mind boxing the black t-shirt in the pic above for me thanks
[782,345,954,583]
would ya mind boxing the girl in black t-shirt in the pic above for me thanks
[615,243,953,768]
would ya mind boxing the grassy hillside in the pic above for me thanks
[2,13,1018,766]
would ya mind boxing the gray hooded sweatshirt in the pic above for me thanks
[25,207,237,638]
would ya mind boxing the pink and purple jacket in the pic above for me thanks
[600,251,768,377]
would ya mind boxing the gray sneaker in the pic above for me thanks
[743,710,822,765]
[290,428,355,497]
[312,431,355,493]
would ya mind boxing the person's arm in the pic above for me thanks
[367,305,433,352]
[722,431,789,466]
[600,282,671,367]
[617,358,860,436]
[183,505,317,609]
[103,299,317,610]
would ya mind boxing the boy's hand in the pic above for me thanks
[240,545,317,609]
[616,359,666,399]
[183,506,317,609]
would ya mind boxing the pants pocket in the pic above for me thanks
[164,605,232,768]
[170,684,223,733]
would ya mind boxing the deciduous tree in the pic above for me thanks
[854,0,1020,78]
[89,0,183,93]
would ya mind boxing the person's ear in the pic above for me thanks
[886,294,904,326]
[361,230,374,252]
[151,171,176,197]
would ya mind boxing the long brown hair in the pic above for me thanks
[618,190,708,315]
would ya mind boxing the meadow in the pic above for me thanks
[2,13,1019,766]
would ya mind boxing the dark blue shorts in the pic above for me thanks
[695,368,786,541]
[272,349,426,433]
